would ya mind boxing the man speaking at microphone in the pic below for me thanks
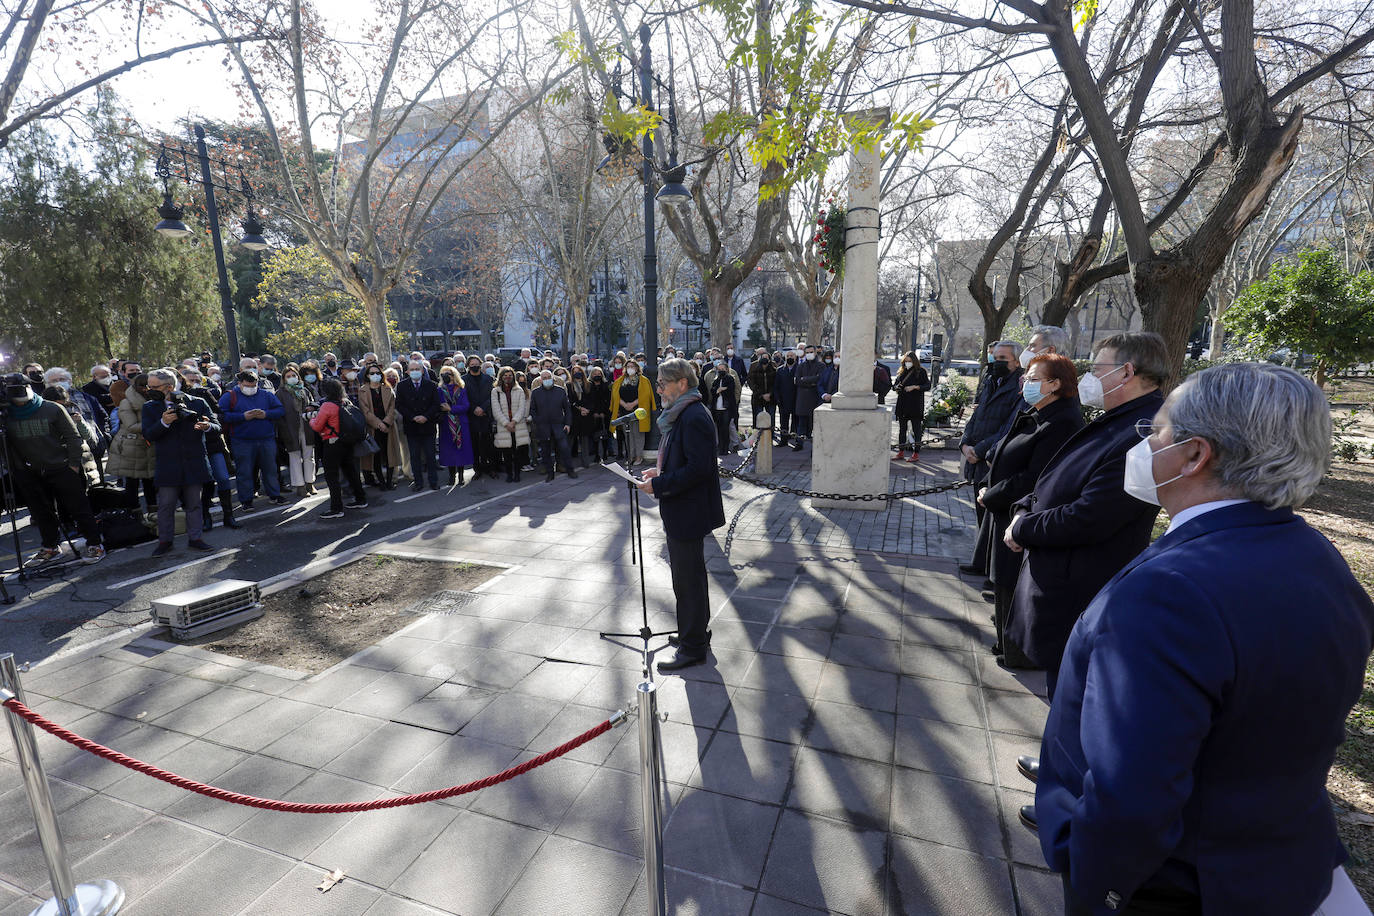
[637,358,725,672]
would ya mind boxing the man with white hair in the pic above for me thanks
[45,367,108,464]
[82,364,115,412]
[1037,362,1374,916]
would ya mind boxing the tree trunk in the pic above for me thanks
[806,295,829,345]
[127,298,141,360]
[706,279,734,350]
[360,288,392,364]
[1134,254,1212,385]
[1209,314,1227,358]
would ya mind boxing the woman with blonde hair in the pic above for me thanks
[437,365,473,486]
[611,358,654,467]
[492,365,529,482]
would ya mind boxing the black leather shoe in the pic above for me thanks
[957,563,982,576]
[1019,804,1038,833]
[667,630,711,649]
[656,651,707,673]
[1016,756,1039,784]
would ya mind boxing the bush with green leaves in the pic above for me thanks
[1226,248,1374,388]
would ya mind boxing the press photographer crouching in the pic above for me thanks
[2,373,105,566]
[142,368,219,556]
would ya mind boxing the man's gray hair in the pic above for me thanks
[1030,325,1070,354]
[1095,331,1170,386]
[992,340,1021,353]
[657,356,698,388]
[90,364,108,377]
[1167,362,1330,509]
[148,368,180,388]
[44,366,70,382]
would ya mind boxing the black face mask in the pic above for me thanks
[147,389,166,401]
[26,370,42,382]
[989,360,1010,378]
[469,366,481,374]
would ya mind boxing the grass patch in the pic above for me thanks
[1303,462,1374,894]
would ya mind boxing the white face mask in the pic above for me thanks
[95,376,112,387]
[1018,347,1037,368]
[1123,436,1194,506]
[240,385,258,397]
[902,362,912,369]
[805,352,816,361]
[210,374,221,384]
[1079,364,1127,409]
[626,367,637,376]
[727,349,734,356]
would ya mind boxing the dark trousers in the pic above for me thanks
[795,412,813,439]
[897,416,924,450]
[776,407,793,440]
[18,466,100,548]
[122,476,157,510]
[1062,874,1200,916]
[540,428,573,474]
[471,416,495,472]
[994,586,1035,668]
[406,430,438,486]
[231,437,280,503]
[666,535,710,655]
[713,409,732,454]
[322,440,365,511]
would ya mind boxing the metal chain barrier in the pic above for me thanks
[718,437,972,502]
[1,692,625,814]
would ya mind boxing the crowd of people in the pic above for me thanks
[952,326,1374,915]
[4,339,908,568]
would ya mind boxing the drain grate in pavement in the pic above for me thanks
[404,590,484,616]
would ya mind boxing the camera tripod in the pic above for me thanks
[0,421,24,603]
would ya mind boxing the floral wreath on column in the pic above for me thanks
[814,199,846,276]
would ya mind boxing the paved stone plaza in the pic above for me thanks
[0,445,1058,915]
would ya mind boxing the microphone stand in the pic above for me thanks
[598,414,676,677]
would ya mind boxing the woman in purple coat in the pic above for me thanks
[437,366,474,485]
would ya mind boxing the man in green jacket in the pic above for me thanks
[3,373,105,565]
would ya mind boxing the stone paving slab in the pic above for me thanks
[0,446,1057,915]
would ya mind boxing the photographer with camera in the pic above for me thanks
[2,373,105,566]
[143,368,219,555]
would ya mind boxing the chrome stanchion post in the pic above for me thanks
[0,654,124,916]
[636,680,666,916]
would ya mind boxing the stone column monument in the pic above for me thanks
[811,108,891,511]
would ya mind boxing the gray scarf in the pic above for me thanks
[656,390,701,436]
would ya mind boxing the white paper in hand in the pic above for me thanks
[601,461,642,484]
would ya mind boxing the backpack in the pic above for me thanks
[337,402,366,443]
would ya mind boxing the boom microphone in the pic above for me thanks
[611,407,648,429]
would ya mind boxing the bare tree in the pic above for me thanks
[837,0,1374,370]
[0,0,278,147]
[197,0,574,358]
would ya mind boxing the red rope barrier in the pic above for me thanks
[2,696,620,814]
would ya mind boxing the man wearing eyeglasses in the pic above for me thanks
[1000,331,1169,832]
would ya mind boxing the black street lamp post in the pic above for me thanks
[154,125,270,367]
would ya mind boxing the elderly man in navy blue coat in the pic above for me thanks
[1037,362,1374,916]
[639,357,725,672]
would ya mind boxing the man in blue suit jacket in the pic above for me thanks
[639,358,725,672]
[1038,362,1374,916]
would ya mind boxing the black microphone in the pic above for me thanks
[610,407,648,429]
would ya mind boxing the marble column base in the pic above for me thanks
[809,404,892,511]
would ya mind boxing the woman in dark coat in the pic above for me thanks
[707,357,738,455]
[791,344,823,449]
[584,367,612,462]
[567,368,595,467]
[978,353,1084,668]
[892,350,931,463]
